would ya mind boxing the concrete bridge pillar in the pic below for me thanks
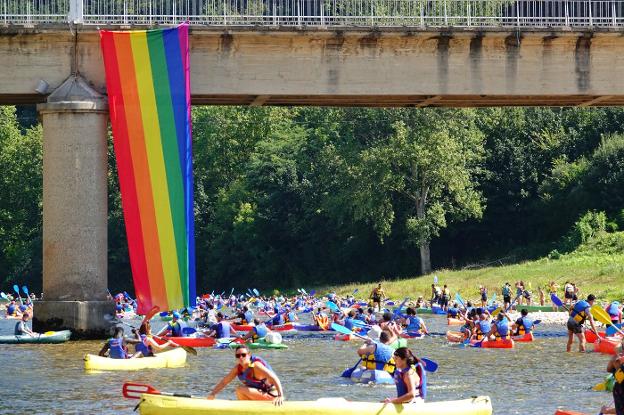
[34,75,113,338]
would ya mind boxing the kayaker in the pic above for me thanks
[606,301,622,324]
[365,307,377,324]
[601,346,624,415]
[370,284,385,312]
[99,326,132,359]
[384,347,426,404]
[567,294,598,352]
[207,345,284,405]
[343,310,357,330]
[358,331,396,374]
[355,308,367,322]
[14,312,36,336]
[6,300,20,318]
[206,312,239,339]
[156,311,187,337]
[131,321,180,357]
[489,313,510,341]
[241,319,271,343]
[512,308,534,337]
[471,309,492,342]
[447,303,460,318]
[404,307,428,335]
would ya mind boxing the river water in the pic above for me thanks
[0,315,613,414]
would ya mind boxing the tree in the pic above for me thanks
[348,109,485,274]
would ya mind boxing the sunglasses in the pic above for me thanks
[235,353,248,358]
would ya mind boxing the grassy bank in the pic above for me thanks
[321,232,624,305]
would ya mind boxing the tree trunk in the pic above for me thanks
[420,242,432,275]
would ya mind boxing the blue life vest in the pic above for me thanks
[447,307,459,317]
[135,334,153,357]
[476,320,491,339]
[253,324,269,341]
[244,311,254,324]
[237,356,275,393]
[215,321,231,339]
[495,319,509,338]
[7,304,16,316]
[406,316,423,332]
[516,317,534,335]
[502,286,511,296]
[108,337,127,359]
[608,304,620,318]
[393,362,427,399]
[271,314,285,326]
[571,300,590,324]
[286,312,296,322]
[355,314,367,322]
[344,318,355,330]
[167,321,186,337]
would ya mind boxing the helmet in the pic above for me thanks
[172,311,181,319]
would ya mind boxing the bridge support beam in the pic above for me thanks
[33,75,113,338]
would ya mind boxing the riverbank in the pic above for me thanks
[322,233,624,305]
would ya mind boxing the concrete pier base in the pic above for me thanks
[36,75,113,338]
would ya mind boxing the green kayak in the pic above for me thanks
[226,340,288,350]
[512,305,561,312]
[0,330,71,344]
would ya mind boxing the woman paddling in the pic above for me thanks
[130,320,180,357]
[383,347,426,404]
[208,345,284,406]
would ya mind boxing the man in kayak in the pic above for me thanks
[208,345,285,405]
[156,311,187,337]
[384,347,426,404]
[99,326,133,359]
[512,308,534,338]
[403,307,429,336]
[489,313,510,341]
[206,312,239,339]
[567,294,599,352]
[358,330,396,374]
[471,309,492,342]
[14,312,36,336]
[240,319,271,343]
[370,284,386,312]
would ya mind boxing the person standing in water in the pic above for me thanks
[567,294,598,352]
[207,345,284,405]
[370,284,386,312]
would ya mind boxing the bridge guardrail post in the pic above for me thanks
[68,0,84,24]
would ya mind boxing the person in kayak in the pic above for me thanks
[512,308,534,337]
[599,347,624,415]
[240,319,271,343]
[130,321,180,357]
[14,312,36,336]
[447,303,460,319]
[342,310,357,330]
[156,311,187,337]
[489,313,510,341]
[99,326,132,359]
[606,301,622,324]
[404,307,429,335]
[358,331,396,373]
[384,347,426,404]
[471,309,492,342]
[6,300,20,318]
[370,284,386,312]
[205,312,239,339]
[567,294,599,352]
[207,345,284,405]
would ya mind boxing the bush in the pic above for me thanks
[559,210,607,252]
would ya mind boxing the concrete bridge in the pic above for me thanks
[2,0,624,336]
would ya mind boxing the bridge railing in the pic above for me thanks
[1,0,623,27]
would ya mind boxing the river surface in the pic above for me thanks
[0,315,614,414]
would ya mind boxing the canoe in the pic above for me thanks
[446,330,466,343]
[475,339,514,349]
[593,336,620,355]
[554,411,589,415]
[154,336,216,348]
[137,394,493,415]
[232,323,295,332]
[227,341,288,350]
[447,318,464,326]
[3,315,21,320]
[512,333,534,342]
[350,367,394,385]
[584,330,606,344]
[84,348,187,371]
[0,330,71,344]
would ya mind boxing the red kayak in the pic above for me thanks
[554,410,589,415]
[593,336,620,355]
[584,330,606,344]
[334,334,353,341]
[477,338,514,349]
[153,336,216,348]
[231,323,295,332]
[512,333,534,342]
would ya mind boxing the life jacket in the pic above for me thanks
[216,321,231,339]
[570,300,590,324]
[607,304,620,319]
[515,317,533,335]
[168,320,186,337]
[7,304,17,316]
[393,362,427,400]
[14,321,26,335]
[502,286,511,296]
[237,356,275,394]
[244,311,254,325]
[406,317,422,332]
[447,308,459,317]
[108,337,127,359]
[284,312,296,324]
[476,320,491,340]
[364,342,396,373]
[252,324,269,342]
[615,367,624,384]
[316,315,329,330]
[271,314,285,326]
[135,334,153,357]
[494,319,510,339]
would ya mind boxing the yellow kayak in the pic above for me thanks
[84,348,186,371]
[138,395,492,415]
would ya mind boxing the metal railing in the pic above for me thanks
[1,0,623,27]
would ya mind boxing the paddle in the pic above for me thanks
[0,292,8,301]
[455,293,466,308]
[229,288,235,297]
[393,297,410,318]
[488,293,497,307]
[309,290,315,297]
[353,288,359,295]
[13,284,23,305]
[253,289,260,297]
[182,327,197,336]
[341,358,362,377]
[141,306,160,326]
[122,382,202,399]
[22,286,31,302]
[330,323,438,373]
[591,305,624,337]
[326,301,340,313]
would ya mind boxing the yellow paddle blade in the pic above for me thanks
[491,307,502,316]
[591,304,612,326]
[592,381,607,391]
[44,331,55,335]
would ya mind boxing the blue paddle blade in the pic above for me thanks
[551,293,564,307]
[533,320,542,325]
[22,286,29,296]
[13,284,20,294]
[341,358,362,378]
[420,357,438,373]
[159,311,168,317]
[326,301,340,312]
[182,327,197,335]
[0,292,7,300]
[253,289,260,296]
[353,288,359,294]
[330,322,352,335]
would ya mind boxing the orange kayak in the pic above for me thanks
[478,338,514,349]
[554,410,589,415]
[584,330,606,344]
[446,330,466,343]
[334,334,353,341]
[512,333,534,342]
[447,318,464,326]
[593,336,620,355]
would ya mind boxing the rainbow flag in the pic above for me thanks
[100,24,195,314]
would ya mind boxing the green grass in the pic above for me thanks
[321,232,624,304]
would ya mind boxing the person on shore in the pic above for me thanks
[208,345,284,405]
[567,294,599,352]
[479,286,488,308]
[131,321,179,357]
[415,296,425,308]
[99,326,133,359]
[522,283,532,306]
[515,281,524,306]
[370,284,386,312]
[563,281,574,306]
[431,284,441,305]
[606,301,622,325]
[383,347,426,404]
[14,312,36,336]
[538,286,545,306]
[502,282,512,310]
[156,311,187,337]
